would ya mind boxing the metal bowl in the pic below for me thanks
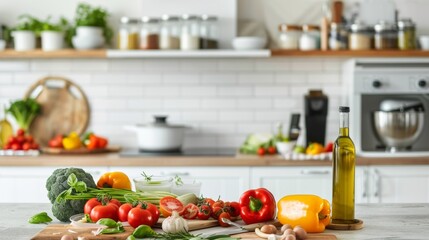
[373,111,424,151]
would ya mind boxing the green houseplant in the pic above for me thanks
[40,17,69,51]
[67,3,113,49]
[11,15,43,51]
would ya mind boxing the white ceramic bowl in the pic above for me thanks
[419,36,429,50]
[76,26,103,37]
[171,180,202,196]
[276,141,296,155]
[232,37,267,50]
[72,35,105,50]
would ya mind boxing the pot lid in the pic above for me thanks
[138,116,188,129]
[380,99,424,112]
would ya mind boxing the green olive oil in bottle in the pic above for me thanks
[332,106,356,223]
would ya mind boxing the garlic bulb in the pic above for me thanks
[162,211,188,233]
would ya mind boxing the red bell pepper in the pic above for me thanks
[239,188,276,224]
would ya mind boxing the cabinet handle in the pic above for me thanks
[374,169,381,201]
[300,170,330,175]
[161,172,190,177]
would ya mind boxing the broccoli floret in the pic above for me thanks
[46,168,96,222]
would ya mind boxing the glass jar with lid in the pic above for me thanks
[278,24,301,50]
[200,15,218,49]
[117,17,140,50]
[140,16,160,50]
[299,25,320,51]
[160,15,180,50]
[329,22,348,50]
[180,14,200,50]
[349,22,372,50]
[374,21,398,50]
[398,18,416,50]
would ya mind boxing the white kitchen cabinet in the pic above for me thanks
[251,166,368,204]
[368,165,429,203]
[110,167,250,201]
[0,167,108,203]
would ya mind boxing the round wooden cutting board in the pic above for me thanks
[24,76,90,147]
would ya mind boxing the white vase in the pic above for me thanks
[41,31,64,51]
[76,26,103,38]
[12,31,36,51]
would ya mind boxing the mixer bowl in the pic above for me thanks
[373,111,424,151]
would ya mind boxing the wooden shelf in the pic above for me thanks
[271,49,429,57]
[107,49,270,58]
[0,49,106,58]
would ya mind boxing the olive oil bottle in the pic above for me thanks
[332,106,356,223]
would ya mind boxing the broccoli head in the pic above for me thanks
[46,168,96,222]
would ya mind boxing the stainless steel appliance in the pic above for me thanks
[346,59,429,157]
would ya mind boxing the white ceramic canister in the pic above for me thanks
[12,31,36,51]
[41,31,64,51]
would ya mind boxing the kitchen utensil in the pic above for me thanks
[276,141,296,155]
[40,146,121,155]
[231,232,337,240]
[192,219,281,237]
[232,37,267,50]
[380,99,424,112]
[124,116,189,152]
[24,76,90,147]
[221,218,247,230]
[373,111,424,152]
[31,224,133,240]
[288,113,301,141]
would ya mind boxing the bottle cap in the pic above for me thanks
[339,106,350,112]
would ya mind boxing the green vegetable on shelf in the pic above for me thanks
[28,212,52,224]
[7,98,41,132]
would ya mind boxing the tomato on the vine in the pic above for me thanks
[267,146,277,155]
[212,200,224,209]
[118,203,133,222]
[197,204,211,220]
[227,201,240,217]
[218,212,231,227]
[211,205,224,219]
[90,204,119,222]
[84,198,101,215]
[257,147,266,156]
[182,203,199,219]
[128,206,153,228]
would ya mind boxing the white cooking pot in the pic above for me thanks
[125,116,189,152]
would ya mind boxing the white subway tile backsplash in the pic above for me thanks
[0,61,29,71]
[1,58,347,149]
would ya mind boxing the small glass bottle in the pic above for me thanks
[200,15,218,49]
[159,15,180,50]
[329,22,348,50]
[180,14,200,50]
[117,17,139,50]
[374,21,398,50]
[140,16,160,50]
[278,24,301,50]
[349,22,372,50]
[332,106,356,224]
[398,19,416,50]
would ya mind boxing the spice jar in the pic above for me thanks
[140,16,160,50]
[278,24,301,50]
[329,23,348,50]
[160,15,180,50]
[398,19,416,50]
[349,22,372,50]
[299,25,320,51]
[374,21,398,50]
[117,17,139,50]
[180,14,200,50]
[200,15,218,49]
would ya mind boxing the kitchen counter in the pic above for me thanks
[1,153,429,166]
[1,203,428,240]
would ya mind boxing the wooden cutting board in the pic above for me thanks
[154,218,219,231]
[231,232,337,240]
[25,76,90,147]
[31,224,133,240]
[41,146,121,155]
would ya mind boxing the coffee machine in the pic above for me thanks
[305,90,328,146]
[346,59,429,157]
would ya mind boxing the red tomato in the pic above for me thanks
[257,147,266,156]
[325,142,334,152]
[22,142,31,151]
[204,198,215,207]
[227,201,240,217]
[128,207,154,228]
[84,197,121,217]
[11,143,22,151]
[25,135,34,144]
[159,196,184,217]
[145,203,160,225]
[90,204,119,222]
[8,136,17,145]
[267,146,277,155]
[31,143,39,150]
[109,199,121,208]
[212,200,224,209]
[118,203,133,222]
[211,206,224,219]
[218,212,231,227]
[17,129,25,136]
[197,204,211,220]
[182,203,198,219]
[16,136,25,144]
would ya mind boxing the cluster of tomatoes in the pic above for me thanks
[84,197,160,229]
[159,196,240,227]
[2,129,39,151]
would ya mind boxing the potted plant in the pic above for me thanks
[40,17,68,51]
[12,15,43,51]
[67,3,113,49]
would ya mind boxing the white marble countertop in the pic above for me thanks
[1,203,428,240]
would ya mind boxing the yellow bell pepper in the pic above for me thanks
[277,194,331,233]
[306,143,325,155]
[97,171,131,190]
[62,132,82,150]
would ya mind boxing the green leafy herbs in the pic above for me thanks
[13,15,69,36]
[66,3,113,46]
[153,232,239,240]
[174,175,184,186]
[28,212,53,224]
[98,221,125,235]
[7,98,41,131]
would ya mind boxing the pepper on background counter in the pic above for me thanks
[239,188,276,224]
[84,132,108,150]
[277,194,331,233]
[97,172,132,190]
[62,132,82,150]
